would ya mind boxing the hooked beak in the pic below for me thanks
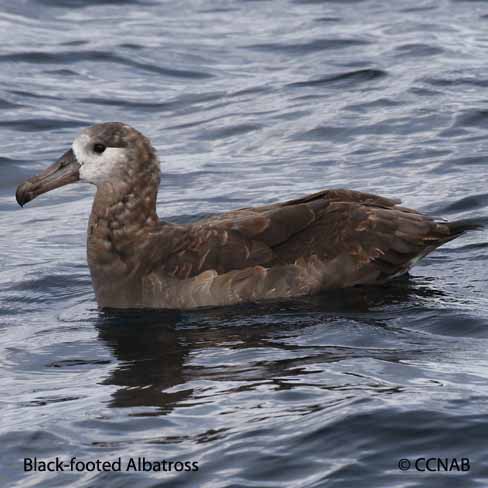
[16,149,80,207]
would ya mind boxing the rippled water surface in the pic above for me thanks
[2,0,488,486]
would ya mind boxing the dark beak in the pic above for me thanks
[16,149,80,207]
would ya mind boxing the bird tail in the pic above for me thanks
[445,218,484,237]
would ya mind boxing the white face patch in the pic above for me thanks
[73,133,129,185]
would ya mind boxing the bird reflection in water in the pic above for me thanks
[94,277,445,413]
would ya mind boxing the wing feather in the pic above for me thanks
[148,189,462,286]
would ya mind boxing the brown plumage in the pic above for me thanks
[15,122,481,310]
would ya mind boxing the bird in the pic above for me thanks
[16,122,481,310]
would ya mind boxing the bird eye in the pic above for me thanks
[93,143,106,154]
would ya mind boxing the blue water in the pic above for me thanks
[1,0,488,486]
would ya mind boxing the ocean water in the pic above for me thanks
[1,0,488,486]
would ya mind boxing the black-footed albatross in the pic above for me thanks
[16,122,481,310]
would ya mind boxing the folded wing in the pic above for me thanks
[148,189,472,287]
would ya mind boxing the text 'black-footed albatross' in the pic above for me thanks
[16,122,481,310]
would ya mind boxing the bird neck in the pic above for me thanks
[87,170,161,267]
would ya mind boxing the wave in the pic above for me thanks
[287,68,387,88]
